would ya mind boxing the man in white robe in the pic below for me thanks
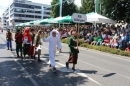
[42,30,62,72]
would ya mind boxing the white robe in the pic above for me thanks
[42,32,62,67]
[50,30,62,49]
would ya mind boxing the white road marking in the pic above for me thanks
[11,55,39,86]
[41,46,102,86]
[42,46,130,80]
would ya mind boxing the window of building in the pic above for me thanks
[14,19,32,23]
[10,3,14,8]
[43,17,49,19]
[35,16,41,18]
[14,8,28,13]
[44,12,50,15]
[46,8,51,10]
[35,11,41,14]
[35,6,41,9]
[14,3,34,9]
[10,9,14,13]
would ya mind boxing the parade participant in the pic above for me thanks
[42,30,62,72]
[6,29,13,51]
[30,29,36,59]
[66,30,79,72]
[22,27,32,63]
[15,28,23,58]
[33,30,42,62]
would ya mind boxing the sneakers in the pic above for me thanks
[49,64,51,67]
[72,67,76,73]
[29,60,32,64]
[38,59,42,62]
[17,55,20,58]
[66,62,69,69]
[11,49,13,51]
[52,67,57,72]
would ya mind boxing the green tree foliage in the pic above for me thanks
[79,0,95,14]
[51,0,59,18]
[102,0,130,23]
[51,0,78,18]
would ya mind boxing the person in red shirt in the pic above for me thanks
[102,34,110,46]
[15,29,23,58]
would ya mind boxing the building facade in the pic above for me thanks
[2,0,51,29]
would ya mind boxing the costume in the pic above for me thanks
[42,30,62,68]
[68,36,79,64]
[33,33,42,61]
[22,28,32,57]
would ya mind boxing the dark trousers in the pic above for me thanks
[7,40,12,49]
[16,44,22,57]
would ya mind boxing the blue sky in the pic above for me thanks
[0,0,81,17]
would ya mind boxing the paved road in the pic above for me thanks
[0,31,130,86]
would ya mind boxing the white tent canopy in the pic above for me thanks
[86,12,116,24]
[49,17,63,23]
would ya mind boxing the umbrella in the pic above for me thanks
[39,18,54,24]
[29,20,42,25]
[86,12,116,24]
[18,23,25,26]
[58,15,72,23]
[49,17,63,23]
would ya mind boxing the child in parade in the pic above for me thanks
[33,30,42,62]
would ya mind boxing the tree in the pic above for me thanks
[79,0,95,14]
[102,0,130,23]
[51,0,78,18]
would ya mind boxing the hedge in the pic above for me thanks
[61,38,130,57]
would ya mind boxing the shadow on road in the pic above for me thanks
[103,73,116,77]
[61,52,70,54]
[17,59,88,86]
[0,56,88,86]
[0,44,6,49]
[0,59,34,86]
[80,70,98,74]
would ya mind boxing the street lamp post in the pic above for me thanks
[59,0,62,17]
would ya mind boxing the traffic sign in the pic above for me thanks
[72,13,87,23]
